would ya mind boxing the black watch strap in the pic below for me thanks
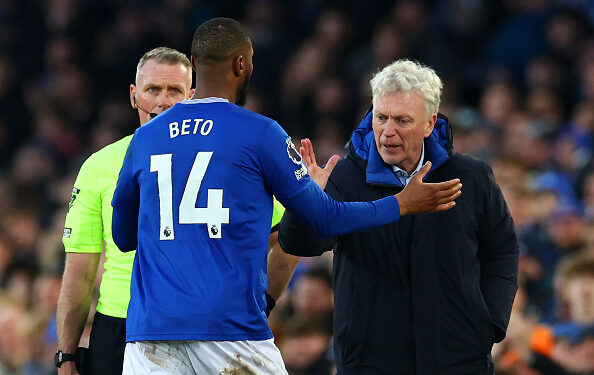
[54,350,76,368]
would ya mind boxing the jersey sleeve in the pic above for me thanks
[112,135,140,214]
[257,122,313,201]
[63,155,105,253]
[477,163,519,342]
[282,182,399,237]
[111,135,140,252]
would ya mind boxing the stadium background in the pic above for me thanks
[0,0,593,374]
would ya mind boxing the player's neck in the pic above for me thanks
[193,68,236,103]
[191,85,235,103]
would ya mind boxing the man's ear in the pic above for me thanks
[232,55,243,77]
[130,84,136,109]
[188,88,195,98]
[190,56,196,71]
[424,113,437,137]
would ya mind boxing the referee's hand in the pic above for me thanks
[57,361,79,375]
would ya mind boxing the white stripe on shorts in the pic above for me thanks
[122,339,289,375]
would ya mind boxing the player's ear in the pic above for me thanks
[232,55,243,77]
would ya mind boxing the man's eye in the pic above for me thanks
[377,115,387,121]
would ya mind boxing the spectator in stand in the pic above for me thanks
[279,316,334,375]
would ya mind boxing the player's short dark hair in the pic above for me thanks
[191,17,251,64]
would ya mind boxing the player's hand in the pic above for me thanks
[395,161,461,216]
[300,138,339,190]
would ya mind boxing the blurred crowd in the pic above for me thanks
[0,0,593,374]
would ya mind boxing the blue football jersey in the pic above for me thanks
[112,98,312,341]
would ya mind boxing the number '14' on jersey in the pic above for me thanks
[150,151,230,240]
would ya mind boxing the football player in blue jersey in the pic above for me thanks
[111,17,462,374]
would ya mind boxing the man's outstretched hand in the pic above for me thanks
[395,161,462,216]
[300,138,339,190]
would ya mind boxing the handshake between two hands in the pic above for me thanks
[299,138,462,216]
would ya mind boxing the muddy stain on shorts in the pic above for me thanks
[143,345,173,372]
[251,355,264,367]
[141,342,190,373]
[221,354,258,375]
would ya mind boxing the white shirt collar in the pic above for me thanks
[180,97,229,104]
[391,144,425,186]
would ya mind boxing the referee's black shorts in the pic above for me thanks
[86,311,126,375]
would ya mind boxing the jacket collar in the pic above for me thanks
[349,110,453,187]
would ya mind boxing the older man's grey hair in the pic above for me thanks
[370,59,443,120]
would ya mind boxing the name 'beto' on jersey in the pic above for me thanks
[112,97,311,343]
[169,118,214,138]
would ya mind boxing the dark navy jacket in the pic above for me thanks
[279,113,519,375]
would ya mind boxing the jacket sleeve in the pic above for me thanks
[278,173,346,257]
[278,211,336,256]
[477,163,519,343]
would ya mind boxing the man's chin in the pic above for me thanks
[379,151,403,165]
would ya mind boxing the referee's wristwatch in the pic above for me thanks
[54,350,76,368]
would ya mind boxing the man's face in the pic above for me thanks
[372,91,436,173]
[235,46,253,107]
[294,277,333,318]
[566,275,594,324]
[130,60,193,125]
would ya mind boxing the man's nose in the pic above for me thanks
[383,122,398,136]
[158,92,174,108]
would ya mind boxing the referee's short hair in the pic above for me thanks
[135,47,191,83]
[191,17,251,65]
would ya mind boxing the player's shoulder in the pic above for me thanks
[212,103,280,134]
[230,104,274,122]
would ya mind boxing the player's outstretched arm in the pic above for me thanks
[395,161,462,216]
